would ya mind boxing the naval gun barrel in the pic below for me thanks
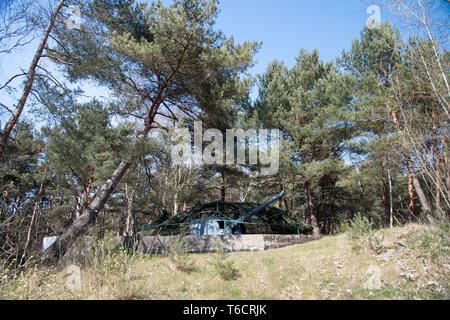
[238,191,285,223]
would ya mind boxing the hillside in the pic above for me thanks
[1,223,448,300]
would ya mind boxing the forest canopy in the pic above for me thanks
[0,0,448,263]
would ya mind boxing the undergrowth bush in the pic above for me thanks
[409,218,450,261]
[211,241,240,281]
[347,213,384,252]
[166,236,196,273]
[0,258,58,299]
[347,213,373,241]
[86,231,147,298]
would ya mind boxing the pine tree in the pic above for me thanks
[42,0,259,260]
[341,23,438,222]
[42,100,132,218]
[255,49,354,236]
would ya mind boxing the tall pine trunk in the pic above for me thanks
[381,157,389,225]
[22,166,48,261]
[387,166,393,228]
[173,192,179,216]
[406,158,433,223]
[407,159,415,216]
[0,0,65,158]
[125,183,135,236]
[442,134,450,209]
[42,160,131,261]
[43,118,154,261]
[304,180,320,237]
[278,184,284,209]
[391,111,433,222]
[41,36,180,260]
[432,120,441,212]
[220,170,226,202]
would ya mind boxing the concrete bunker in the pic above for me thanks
[140,192,312,237]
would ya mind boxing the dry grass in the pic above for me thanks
[1,223,448,300]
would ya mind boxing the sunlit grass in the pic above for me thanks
[1,223,448,300]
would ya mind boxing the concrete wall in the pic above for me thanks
[134,234,319,254]
[62,234,319,263]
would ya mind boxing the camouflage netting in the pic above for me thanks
[139,200,312,236]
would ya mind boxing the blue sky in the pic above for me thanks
[214,0,375,76]
[209,0,380,99]
[1,0,389,122]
